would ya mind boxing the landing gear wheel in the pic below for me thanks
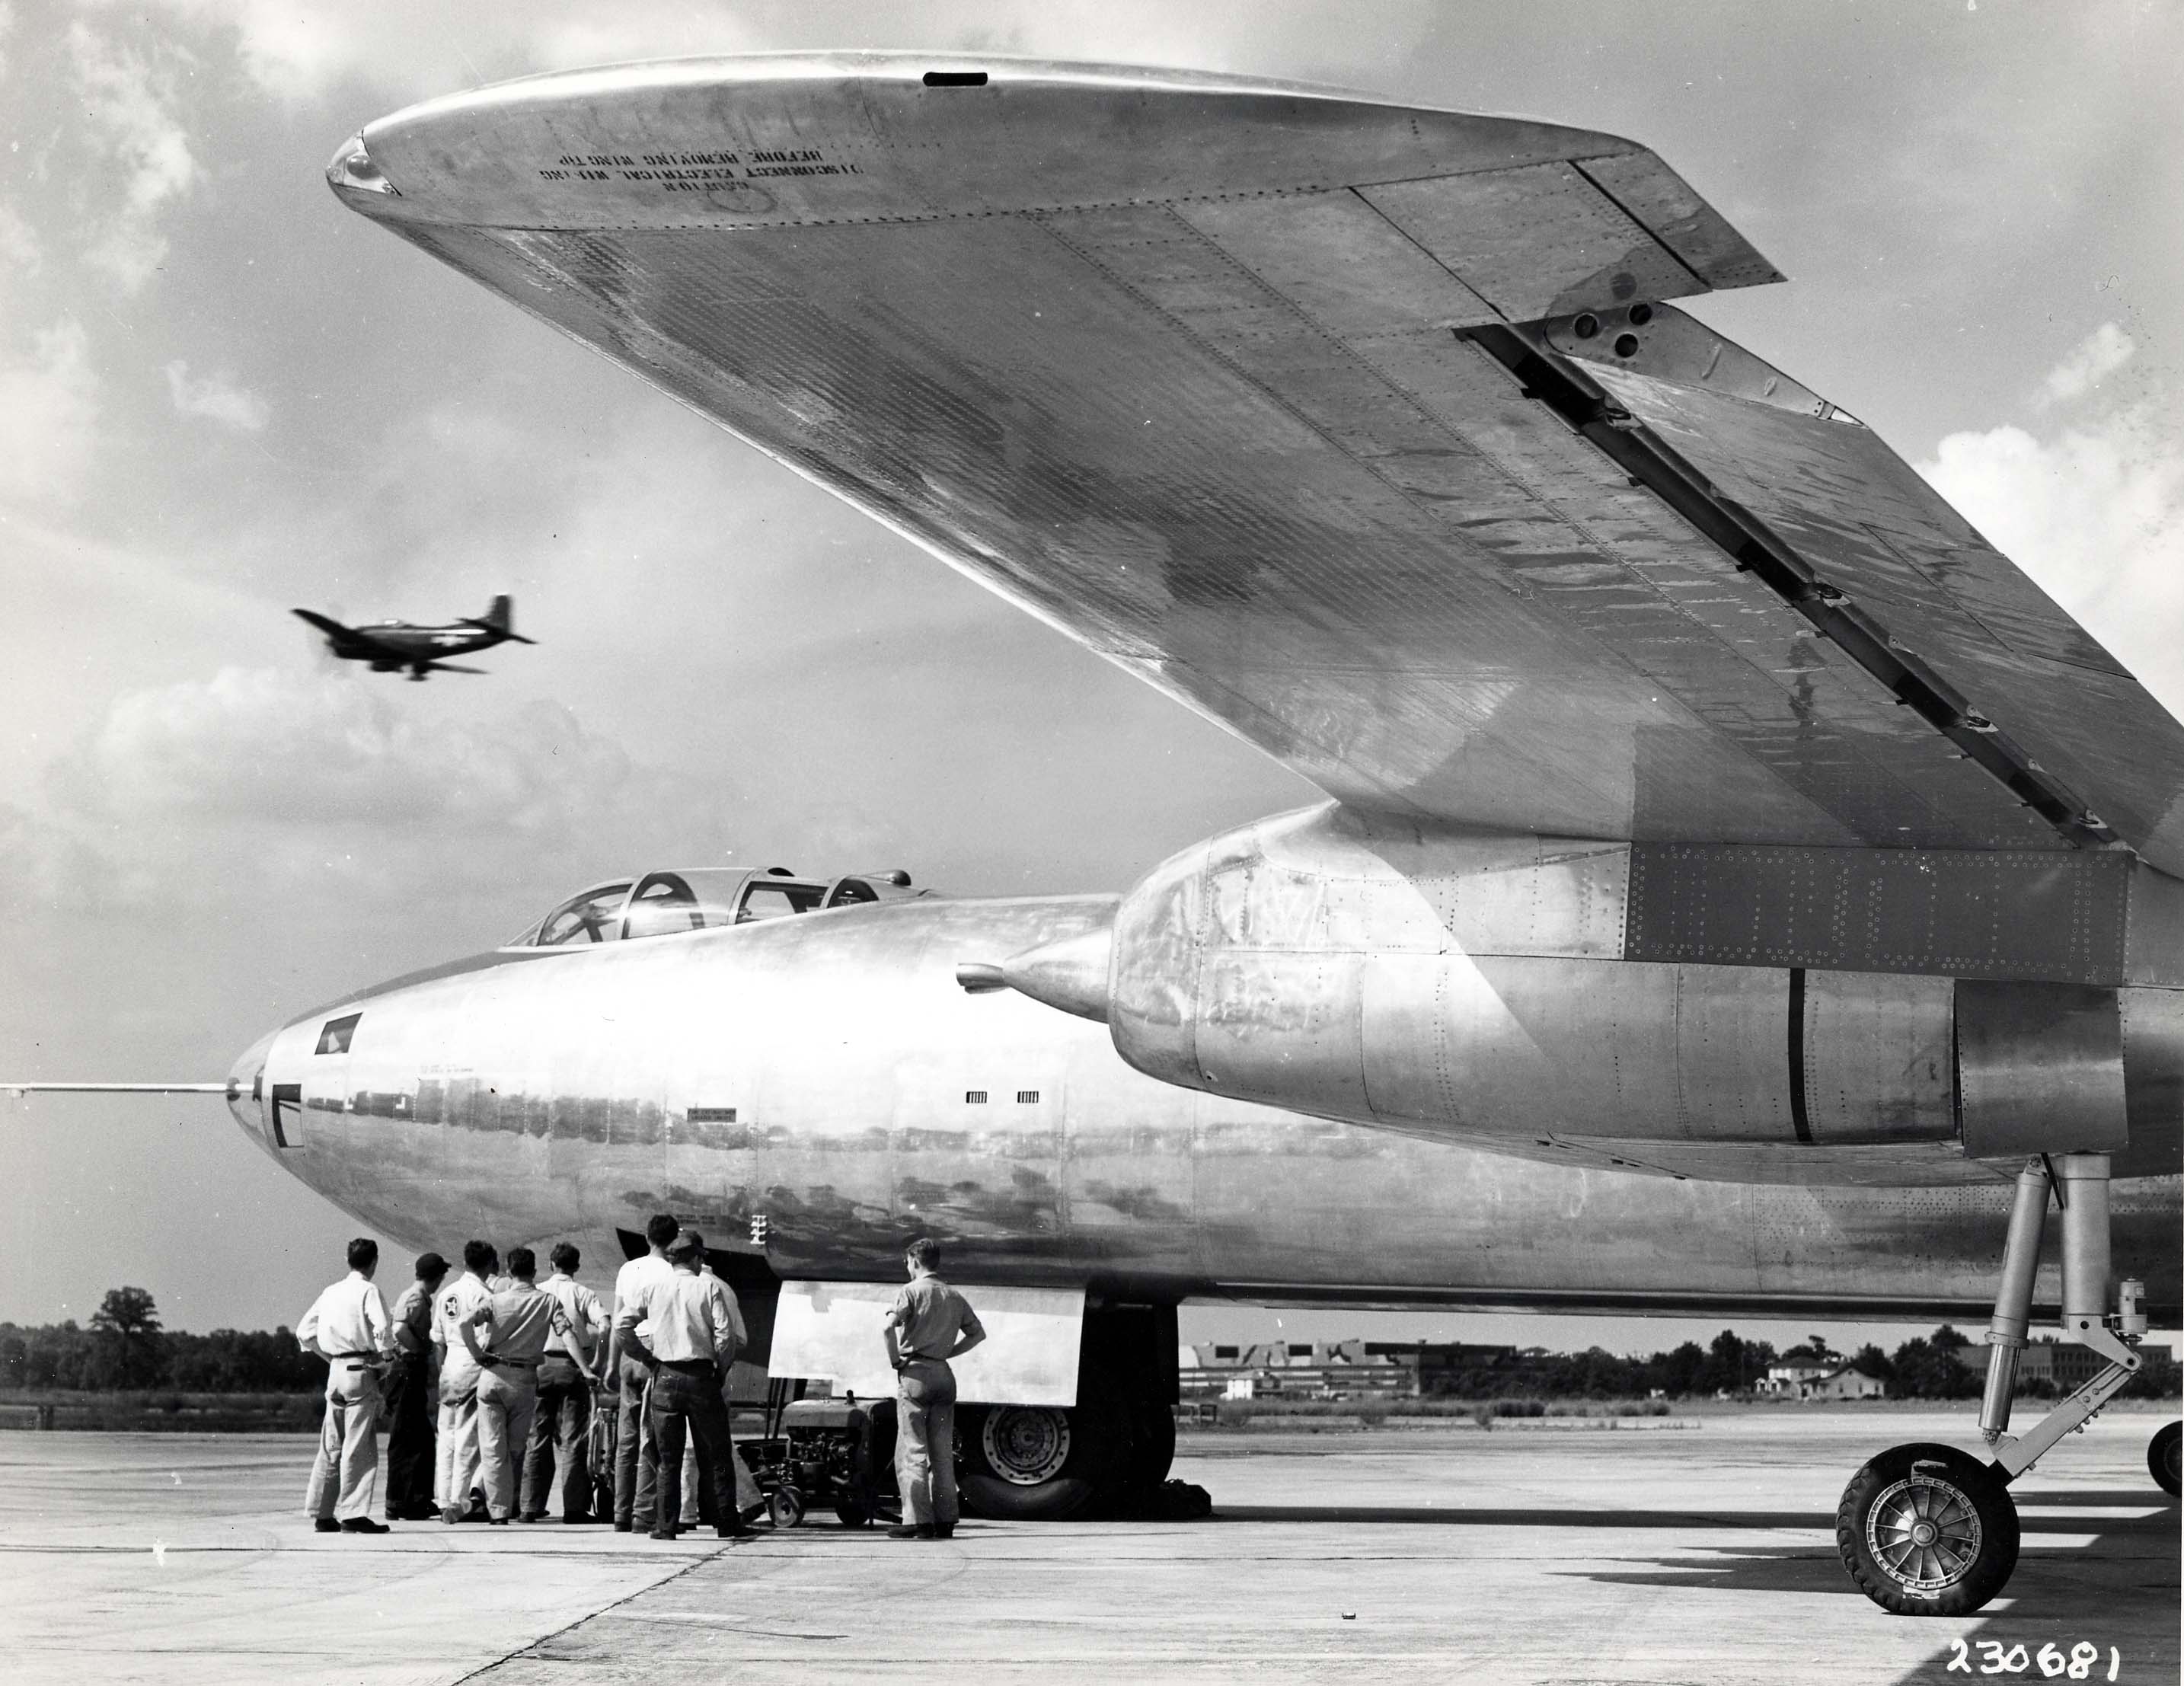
[835,1502,873,1528]
[767,1486,806,1529]
[959,1398,1122,1521]
[2150,1422,2181,1498]
[1837,1443,2020,1615]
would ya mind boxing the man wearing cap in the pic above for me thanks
[433,1240,497,1523]
[630,1228,749,1541]
[609,1213,679,1532]
[295,1237,398,1534]
[461,1246,584,1525]
[522,1241,605,1523]
[881,1237,985,1541]
[383,1250,447,1521]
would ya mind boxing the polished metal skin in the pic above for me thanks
[225,885,2182,1324]
[292,595,534,680]
[328,56,2184,871]
[1078,803,2183,1174]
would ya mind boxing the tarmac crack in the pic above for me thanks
[448,1541,738,1684]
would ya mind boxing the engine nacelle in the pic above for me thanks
[1012,803,2184,1158]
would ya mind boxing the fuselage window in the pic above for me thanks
[535,882,633,946]
[315,1014,361,1055]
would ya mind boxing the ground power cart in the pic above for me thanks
[742,1394,898,1529]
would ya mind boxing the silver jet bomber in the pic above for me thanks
[210,53,2184,1608]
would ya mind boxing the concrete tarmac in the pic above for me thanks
[0,1410,2173,1685]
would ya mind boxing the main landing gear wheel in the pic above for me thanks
[1836,1443,2020,1616]
[2150,1422,2182,1498]
[959,1399,1122,1521]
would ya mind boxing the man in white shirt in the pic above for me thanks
[432,1240,497,1523]
[608,1214,679,1531]
[295,1237,398,1533]
[630,1229,749,1541]
[523,1241,607,1523]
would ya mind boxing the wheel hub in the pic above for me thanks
[1866,1474,1984,1594]
[981,1406,1072,1484]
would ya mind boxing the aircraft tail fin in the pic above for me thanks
[467,594,536,643]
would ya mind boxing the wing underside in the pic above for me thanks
[330,56,2184,875]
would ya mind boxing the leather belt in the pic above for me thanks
[486,1356,542,1368]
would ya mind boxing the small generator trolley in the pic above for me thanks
[739,1381,898,1529]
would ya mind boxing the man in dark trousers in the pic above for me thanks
[881,1237,985,1541]
[629,1228,749,1541]
[383,1250,446,1520]
[608,1213,678,1532]
[523,1241,605,1522]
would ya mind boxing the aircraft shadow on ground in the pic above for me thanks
[1215,1504,1828,1531]
[1458,1482,2179,1684]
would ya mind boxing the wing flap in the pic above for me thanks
[1359,161,1704,319]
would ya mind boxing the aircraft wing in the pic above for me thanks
[330,57,2184,872]
[292,608,404,660]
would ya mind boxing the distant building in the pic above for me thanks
[1806,1365,1888,1401]
[1180,1339,1412,1400]
[2017,1337,2107,1392]
[1757,1361,1838,1398]
[1759,1358,1885,1400]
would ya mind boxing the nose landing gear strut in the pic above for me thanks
[1834,1154,2149,1615]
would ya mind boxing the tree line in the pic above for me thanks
[1422,1326,2176,1401]
[4,1291,2176,1399]
[0,1288,320,1394]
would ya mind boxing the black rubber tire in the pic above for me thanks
[768,1486,806,1528]
[958,1397,1124,1522]
[1836,1442,2019,1616]
[2150,1422,2182,1498]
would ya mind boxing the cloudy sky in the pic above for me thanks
[2,1,2179,1350]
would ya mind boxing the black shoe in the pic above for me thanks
[649,1528,679,1541]
[517,1513,544,1524]
[340,1518,390,1534]
[486,1517,508,1527]
[313,1518,340,1534]
[562,1515,595,1525]
[715,1524,755,1539]
[933,1525,955,1540]
[887,1523,937,1540]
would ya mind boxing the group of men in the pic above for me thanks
[294,1216,985,1543]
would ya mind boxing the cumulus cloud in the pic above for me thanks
[66,21,200,291]
[163,361,270,432]
[2038,322,2135,408]
[0,318,100,503]
[1922,398,2184,714]
[62,666,653,832]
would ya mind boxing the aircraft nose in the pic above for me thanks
[326,133,398,198]
[226,1027,279,1145]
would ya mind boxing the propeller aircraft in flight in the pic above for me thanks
[293,593,535,679]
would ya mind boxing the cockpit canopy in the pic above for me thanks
[509,867,911,948]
